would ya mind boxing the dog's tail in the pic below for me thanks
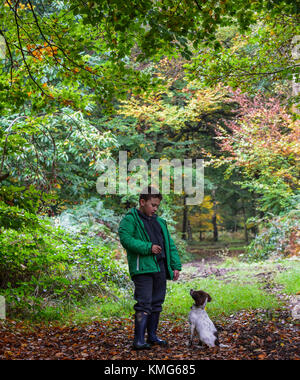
[213,331,230,348]
[213,331,220,347]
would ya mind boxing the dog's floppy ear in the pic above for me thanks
[206,292,212,302]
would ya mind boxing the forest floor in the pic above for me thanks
[0,307,298,360]
[0,244,299,360]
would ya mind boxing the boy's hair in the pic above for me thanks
[139,186,162,202]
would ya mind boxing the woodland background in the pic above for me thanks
[0,0,299,360]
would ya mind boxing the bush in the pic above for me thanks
[57,197,122,243]
[243,205,299,262]
[0,203,129,319]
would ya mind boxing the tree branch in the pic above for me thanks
[27,0,103,77]
[13,2,49,97]
[0,29,13,85]
[193,0,202,12]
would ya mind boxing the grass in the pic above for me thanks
[162,277,280,321]
[20,256,299,325]
[66,302,132,325]
[274,263,300,294]
[66,258,300,324]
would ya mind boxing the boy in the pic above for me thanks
[118,186,182,350]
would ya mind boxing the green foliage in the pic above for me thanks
[0,202,38,231]
[2,0,297,113]
[0,110,118,202]
[0,184,55,215]
[235,178,296,216]
[184,7,299,92]
[57,197,122,240]
[0,206,129,319]
[243,197,300,261]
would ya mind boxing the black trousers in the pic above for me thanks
[132,259,167,315]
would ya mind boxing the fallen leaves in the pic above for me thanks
[0,309,299,360]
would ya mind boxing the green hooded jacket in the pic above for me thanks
[118,207,182,280]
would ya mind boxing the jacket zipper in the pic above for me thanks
[136,254,140,271]
[162,220,171,276]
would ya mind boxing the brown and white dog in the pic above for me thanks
[188,289,219,348]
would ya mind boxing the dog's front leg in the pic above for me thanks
[189,323,195,346]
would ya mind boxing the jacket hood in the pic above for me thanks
[128,207,159,220]
[127,207,165,226]
[126,207,164,238]
[137,208,158,221]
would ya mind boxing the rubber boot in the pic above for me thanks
[147,311,168,346]
[133,312,151,350]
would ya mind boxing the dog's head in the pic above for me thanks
[190,289,212,309]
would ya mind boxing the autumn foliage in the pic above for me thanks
[211,89,299,214]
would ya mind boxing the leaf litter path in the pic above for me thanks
[0,308,299,360]
[1,247,299,360]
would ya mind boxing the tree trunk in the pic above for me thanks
[211,188,218,242]
[241,199,249,243]
[199,230,203,241]
[251,193,259,235]
[187,220,193,242]
[182,195,188,240]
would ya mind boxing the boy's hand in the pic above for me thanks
[173,270,180,281]
[151,244,162,254]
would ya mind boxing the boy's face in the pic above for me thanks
[139,197,161,217]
